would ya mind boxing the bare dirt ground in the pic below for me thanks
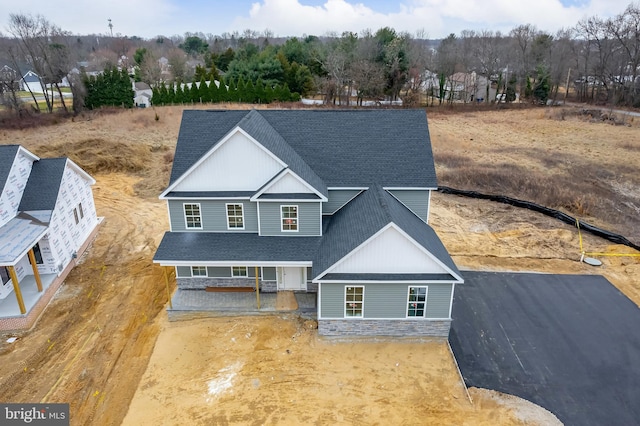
[0,104,637,425]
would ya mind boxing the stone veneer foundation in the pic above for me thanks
[318,319,451,337]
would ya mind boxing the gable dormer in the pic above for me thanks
[251,169,327,201]
[167,127,286,193]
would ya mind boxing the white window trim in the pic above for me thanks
[183,202,203,229]
[344,285,364,318]
[191,266,208,277]
[225,203,245,230]
[231,266,248,277]
[280,204,299,232]
[406,286,428,318]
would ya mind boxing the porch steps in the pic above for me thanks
[275,291,298,311]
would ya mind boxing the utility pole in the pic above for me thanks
[564,67,571,103]
[108,19,113,37]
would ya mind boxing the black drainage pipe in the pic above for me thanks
[438,186,640,252]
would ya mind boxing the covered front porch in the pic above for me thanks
[0,273,57,318]
[167,289,317,319]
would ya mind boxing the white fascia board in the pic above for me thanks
[17,146,40,162]
[317,316,451,321]
[256,199,321,203]
[313,280,458,284]
[160,126,288,198]
[327,187,369,191]
[383,187,438,191]
[65,159,96,185]
[251,168,327,202]
[161,196,251,200]
[153,260,312,267]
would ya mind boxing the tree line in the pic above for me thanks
[1,2,640,115]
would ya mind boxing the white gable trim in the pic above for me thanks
[314,223,463,282]
[65,159,96,185]
[17,146,40,162]
[160,126,287,198]
[383,187,438,191]
[251,169,327,201]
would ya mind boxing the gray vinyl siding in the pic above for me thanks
[262,267,276,281]
[176,266,192,277]
[207,267,231,277]
[387,190,430,222]
[320,283,453,319]
[168,200,258,232]
[323,190,362,214]
[259,202,321,236]
[320,283,344,318]
[425,284,453,318]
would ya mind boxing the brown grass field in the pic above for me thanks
[0,104,638,425]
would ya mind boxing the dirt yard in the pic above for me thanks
[0,105,637,425]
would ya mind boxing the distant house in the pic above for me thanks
[0,65,19,92]
[153,110,464,337]
[134,81,153,108]
[19,70,44,94]
[0,145,101,330]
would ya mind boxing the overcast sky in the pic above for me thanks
[0,0,633,39]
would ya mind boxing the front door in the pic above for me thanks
[278,267,306,291]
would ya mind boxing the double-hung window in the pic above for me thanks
[232,266,248,277]
[191,266,207,277]
[281,205,298,232]
[345,286,364,317]
[407,286,428,317]
[184,203,202,229]
[226,204,244,229]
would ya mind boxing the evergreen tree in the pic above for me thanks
[254,79,266,103]
[506,74,517,103]
[226,78,238,102]
[210,80,220,103]
[533,66,550,104]
[167,83,177,104]
[245,80,256,103]
[189,81,199,103]
[83,67,134,109]
[236,77,247,102]
[175,83,185,104]
[198,77,210,103]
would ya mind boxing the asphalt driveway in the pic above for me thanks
[449,271,640,426]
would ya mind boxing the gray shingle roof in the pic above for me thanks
[19,158,67,211]
[168,109,437,190]
[314,185,461,280]
[155,185,461,283]
[0,145,19,191]
[153,232,322,263]
[236,110,328,197]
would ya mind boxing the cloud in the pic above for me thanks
[0,0,633,39]
[230,0,633,38]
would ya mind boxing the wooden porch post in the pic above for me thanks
[163,267,173,309]
[27,249,43,292]
[255,266,260,310]
[8,266,26,315]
